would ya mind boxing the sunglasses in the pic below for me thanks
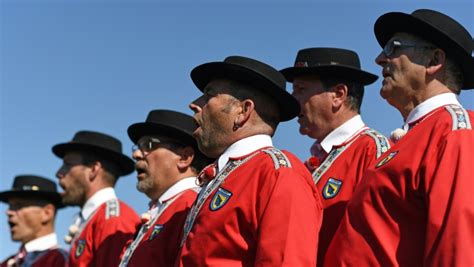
[383,40,435,57]
[132,137,183,155]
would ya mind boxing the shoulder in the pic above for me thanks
[172,188,199,207]
[442,105,473,131]
[419,105,473,141]
[260,147,296,169]
[359,128,392,158]
[35,248,68,266]
[92,199,139,223]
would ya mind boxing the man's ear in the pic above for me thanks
[331,83,348,109]
[40,203,55,224]
[177,146,195,170]
[88,161,102,182]
[426,49,445,75]
[234,99,254,130]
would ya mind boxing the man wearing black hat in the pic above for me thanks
[53,131,140,267]
[326,9,474,266]
[0,175,67,267]
[280,47,391,266]
[177,56,322,266]
[118,110,211,267]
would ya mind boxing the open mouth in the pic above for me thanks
[135,164,147,177]
[8,221,16,229]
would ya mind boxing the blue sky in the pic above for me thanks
[0,0,472,258]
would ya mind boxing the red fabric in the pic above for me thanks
[314,132,391,266]
[68,201,140,267]
[124,189,197,267]
[177,150,323,267]
[1,248,67,267]
[325,107,474,266]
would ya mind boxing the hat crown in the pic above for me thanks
[70,130,123,154]
[12,175,57,193]
[294,48,362,69]
[145,110,196,137]
[223,56,286,89]
[411,9,473,53]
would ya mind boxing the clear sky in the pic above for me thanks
[0,0,472,259]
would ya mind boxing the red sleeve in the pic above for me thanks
[423,129,474,266]
[93,205,140,267]
[255,165,322,266]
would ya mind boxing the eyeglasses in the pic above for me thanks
[132,137,163,155]
[132,137,184,155]
[383,40,435,57]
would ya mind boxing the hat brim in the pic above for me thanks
[281,65,379,85]
[127,122,197,147]
[191,62,300,121]
[374,12,474,89]
[0,191,65,209]
[52,143,134,176]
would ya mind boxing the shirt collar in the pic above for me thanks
[81,187,117,220]
[405,93,460,125]
[24,233,58,252]
[218,134,273,171]
[158,177,198,204]
[319,115,366,153]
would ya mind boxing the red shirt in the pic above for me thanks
[313,129,390,265]
[121,189,197,267]
[68,200,140,267]
[1,248,67,267]
[177,148,323,266]
[325,105,474,266]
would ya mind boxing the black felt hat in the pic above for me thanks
[374,9,474,89]
[128,110,199,146]
[280,47,378,85]
[52,131,134,176]
[0,175,64,208]
[191,56,300,122]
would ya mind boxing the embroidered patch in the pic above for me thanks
[322,178,343,199]
[75,239,86,258]
[148,225,164,241]
[376,151,398,168]
[209,187,232,211]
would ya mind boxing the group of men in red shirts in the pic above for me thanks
[1,8,472,267]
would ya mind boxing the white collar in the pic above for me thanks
[406,93,460,125]
[81,187,117,220]
[24,233,58,252]
[158,177,198,204]
[218,134,273,171]
[319,115,366,153]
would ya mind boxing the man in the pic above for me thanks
[0,175,67,267]
[177,56,323,266]
[53,130,140,267]
[118,109,211,266]
[280,47,391,265]
[325,9,474,266]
